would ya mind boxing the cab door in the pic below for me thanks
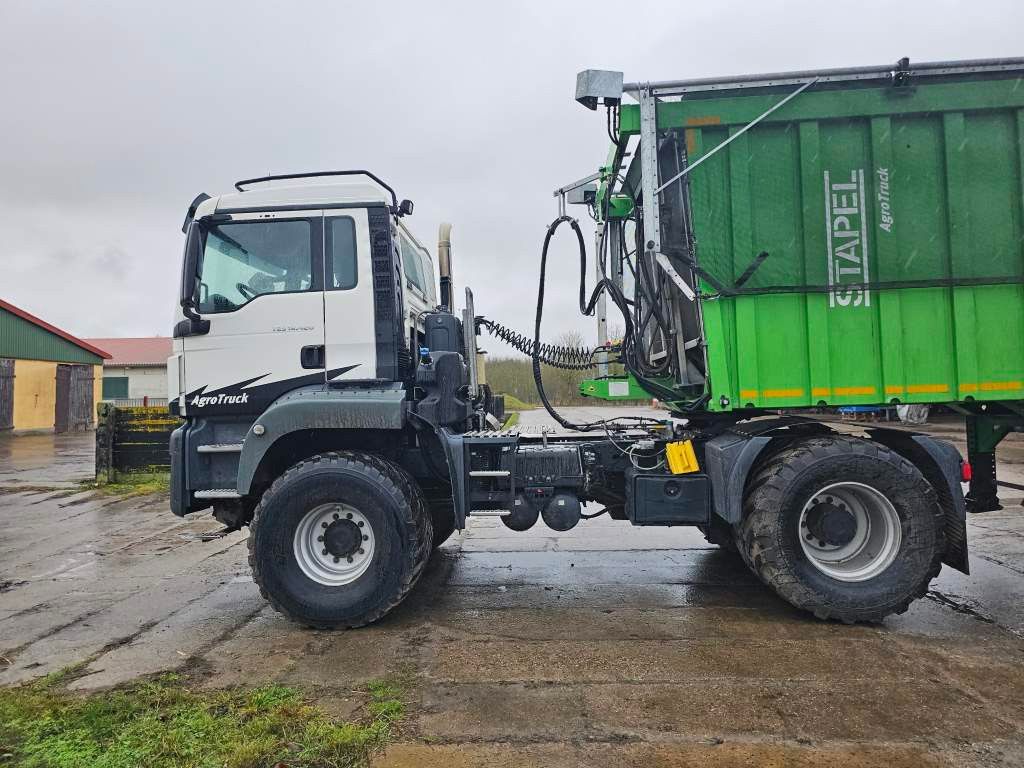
[323,208,377,382]
[181,210,326,417]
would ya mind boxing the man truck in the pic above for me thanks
[169,57,1024,627]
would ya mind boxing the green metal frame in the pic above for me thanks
[579,374,649,401]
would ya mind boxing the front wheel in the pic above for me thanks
[248,451,432,629]
[737,436,945,623]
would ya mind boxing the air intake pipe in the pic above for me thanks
[438,222,454,312]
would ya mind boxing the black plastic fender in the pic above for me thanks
[704,433,772,525]
[703,417,832,525]
[703,417,969,576]
[236,385,407,495]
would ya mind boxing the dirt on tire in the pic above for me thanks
[248,450,432,629]
[735,435,945,623]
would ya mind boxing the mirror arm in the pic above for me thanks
[180,298,200,322]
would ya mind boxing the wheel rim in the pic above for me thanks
[798,481,902,582]
[293,503,375,586]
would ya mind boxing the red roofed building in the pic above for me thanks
[0,298,110,432]
[84,337,172,405]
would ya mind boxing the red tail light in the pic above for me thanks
[961,462,973,482]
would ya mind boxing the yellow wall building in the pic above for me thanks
[0,299,110,433]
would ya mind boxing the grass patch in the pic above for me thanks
[83,472,170,498]
[0,671,406,767]
[499,393,535,411]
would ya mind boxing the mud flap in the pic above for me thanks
[169,423,189,517]
[867,429,969,575]
[439,429,468,528]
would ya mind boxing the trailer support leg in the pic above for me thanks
[965,414,1020,513]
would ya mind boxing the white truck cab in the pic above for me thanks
[170,172,434,419]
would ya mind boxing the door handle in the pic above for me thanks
[300,345,326,369]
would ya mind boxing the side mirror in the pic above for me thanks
[176,223,210,336]
[180,223,202,315]
[398,199,414,217]
[181,192,211,234]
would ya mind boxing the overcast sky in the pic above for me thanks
[2,0,1021,354]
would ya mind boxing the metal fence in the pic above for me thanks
[96,403,179,481]
[104,397,169,408]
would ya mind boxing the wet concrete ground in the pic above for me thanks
[0,431,95,488]
[2,415,1024,766]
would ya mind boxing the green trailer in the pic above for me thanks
[574,57,1024,512]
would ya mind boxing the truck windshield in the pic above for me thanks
[197,220,312,313]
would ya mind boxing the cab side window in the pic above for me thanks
[197,219,312,314]
[400,235,425,295]
[326,217,357,290]
[418,247,436,303]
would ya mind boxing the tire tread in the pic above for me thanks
[736,435,945,623]
[248,450,432,629]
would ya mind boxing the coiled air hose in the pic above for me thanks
[478,318,597,370]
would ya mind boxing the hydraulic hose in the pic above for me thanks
[530,215,654,433]
[484,130,689,431]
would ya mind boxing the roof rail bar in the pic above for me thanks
[233,170,399,210]
[624,56,1024,96]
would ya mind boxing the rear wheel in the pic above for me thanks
[248,451,432,629]
[736,436,944,623]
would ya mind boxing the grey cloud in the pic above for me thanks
[1,0,1020,349]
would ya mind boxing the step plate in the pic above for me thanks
[194,489,241,499]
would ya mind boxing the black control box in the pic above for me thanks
[626,471,710,526]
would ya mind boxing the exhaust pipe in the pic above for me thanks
[438,222,453,312]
